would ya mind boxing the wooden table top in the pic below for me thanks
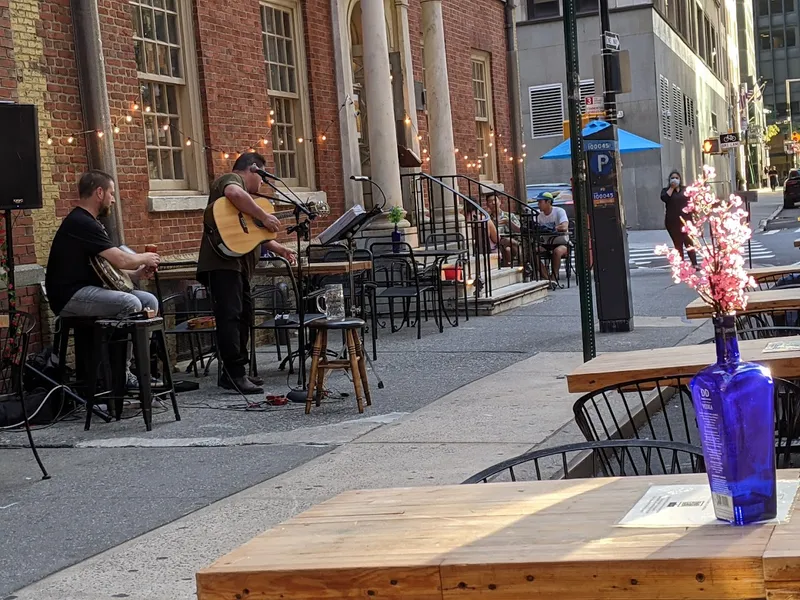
[197,472,800,600]
[686,288,800,319]
[566,336,800,392]
[155,260,372,281]
[749,264,800,282]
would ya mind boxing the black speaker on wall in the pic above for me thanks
[0,103,43,211]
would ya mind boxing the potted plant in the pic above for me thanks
[388,206,405,253]
[656,165,775,525]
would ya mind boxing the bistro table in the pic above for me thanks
[197,471,800,600]
[749,264,800,284]
[154,260,373,281]
[566,336,800,393]
[389,248,470,328]
[686,287,800,319]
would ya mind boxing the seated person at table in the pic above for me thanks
[536,193,569,281]
[45,170,162,385]
[196,152,296,395]
[485,192,521,267]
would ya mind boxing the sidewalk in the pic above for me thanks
[2,270,707,599]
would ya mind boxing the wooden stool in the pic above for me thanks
[305,318,371,414]
[87,316,180,431]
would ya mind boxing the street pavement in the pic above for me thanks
[0,189,788,598]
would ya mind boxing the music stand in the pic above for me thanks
[318,207,385,389]
[318,207,383,320]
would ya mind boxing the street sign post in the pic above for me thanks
[603,31,620,50]
[719,132,741,150]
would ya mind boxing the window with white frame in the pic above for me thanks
[131,0,203,191]
[261,1,313,188]
[472,53,496,181]
[529,83,564,138]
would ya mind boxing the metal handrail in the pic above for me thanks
[440,174,538,281]
[400,172,493,311]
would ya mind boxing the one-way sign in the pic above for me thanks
[719,132,741,150]
[603,31,620,50]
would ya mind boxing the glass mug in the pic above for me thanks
[316,284,346,319]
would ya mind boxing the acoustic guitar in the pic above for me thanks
[208,194,329,257]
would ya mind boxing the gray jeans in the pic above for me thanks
[60,286,158,319]
[59,286,159,370]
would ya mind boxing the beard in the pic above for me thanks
[98,205,111,218]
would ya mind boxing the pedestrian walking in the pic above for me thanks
[661,170,698,268]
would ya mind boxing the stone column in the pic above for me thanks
[361,0,406,225]
[395,0,420,157]
[421,0,457,181]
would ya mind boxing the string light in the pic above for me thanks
[185,139,192,146]
[224,152,230,159]
[97,131,104,138]
[162,124,169,131]
[126,115,133,123]
[503,148,508,153]
[404,116,411,125]
[144,106,151,113]
[133,103,140,111]
[522,144,527,149]
[114,125,120,134]
[46,137,53,145]
[67,136,74,144]
[263,138,270,145]
[417,135,422,141]
[422,148,427,154]
[454,148,459,154]
[297,137,304,143]
[321,135,327,141]
[269,110,275,116]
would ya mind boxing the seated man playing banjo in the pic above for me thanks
[46,170,161,387]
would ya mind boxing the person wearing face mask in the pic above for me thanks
[661,170,698,268]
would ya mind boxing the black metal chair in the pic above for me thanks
[305,244,378,360]
[153,262,216,378]
[423,232,470,325]
[369,241,439,339]
[572,375,698,446]
[573,374,800,469]
[251,256,326,376]
[249,282,291,377]
[462,440,705,483]
[1,312,49,479]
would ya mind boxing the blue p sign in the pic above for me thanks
[592,151,614,176]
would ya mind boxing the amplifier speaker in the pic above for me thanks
[0,103,43,211]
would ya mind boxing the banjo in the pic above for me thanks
[90,246,136,293]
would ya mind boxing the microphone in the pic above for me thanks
[250,164,279,181]
[350,174,387,210]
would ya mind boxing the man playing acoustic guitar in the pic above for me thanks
[197,152,296,394]
[46,170,162,387]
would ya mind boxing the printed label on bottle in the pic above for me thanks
[712,492,735,521]
[696,386,734,517]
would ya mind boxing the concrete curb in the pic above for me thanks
[757,204,785,233]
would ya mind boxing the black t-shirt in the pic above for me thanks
[45,207,115,315]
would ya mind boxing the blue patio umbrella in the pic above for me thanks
[540,120,661,160]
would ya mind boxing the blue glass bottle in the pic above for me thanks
[689,314,777,525]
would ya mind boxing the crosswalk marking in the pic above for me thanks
[764,229,780,235]
[626,239,775,269]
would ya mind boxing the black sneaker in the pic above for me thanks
[220,375,264,395]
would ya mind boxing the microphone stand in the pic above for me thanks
[257,175,317,403]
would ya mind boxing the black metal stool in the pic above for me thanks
[305,318,371,414]
[86,316,180,431]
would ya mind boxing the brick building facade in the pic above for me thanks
[0,0,514,348]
